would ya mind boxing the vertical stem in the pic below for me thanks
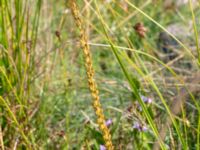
[69,1,114,149]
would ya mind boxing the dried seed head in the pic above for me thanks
[133,22,147,38]
[55,30,61,41]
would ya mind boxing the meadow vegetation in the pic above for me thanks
[0,0,200,149]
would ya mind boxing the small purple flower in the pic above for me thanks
[133,122,140,129]
[100,145,106,150]
[141,95,152,104]
[133,122,148,132]
[105,119,112,127]
[142,126,148,132]
[147,98,152,103]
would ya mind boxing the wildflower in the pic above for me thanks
[133,122,148,132]
[136,95,152,111]
[100,145,106,150]
[140,95,152,104]
[133,122,140,129]
[142,126,148,132]
[105,119,112,127]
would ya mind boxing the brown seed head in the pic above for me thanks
[133,22,147,38]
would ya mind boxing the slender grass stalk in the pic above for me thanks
[69,1,114,149]
[181,106,189,148]
[189,0,200,63]
[189,1,200,148]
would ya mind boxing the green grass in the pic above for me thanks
[0,0,200,149]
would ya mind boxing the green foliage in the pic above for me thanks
[0,0,200,149]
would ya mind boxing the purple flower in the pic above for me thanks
[133,122,148,132]
[142,126,148,132]
[141,95,152,104]
[105,119,112,127]
[147,98,152,103]
[133,122,140,129]
[100,145,106,150]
